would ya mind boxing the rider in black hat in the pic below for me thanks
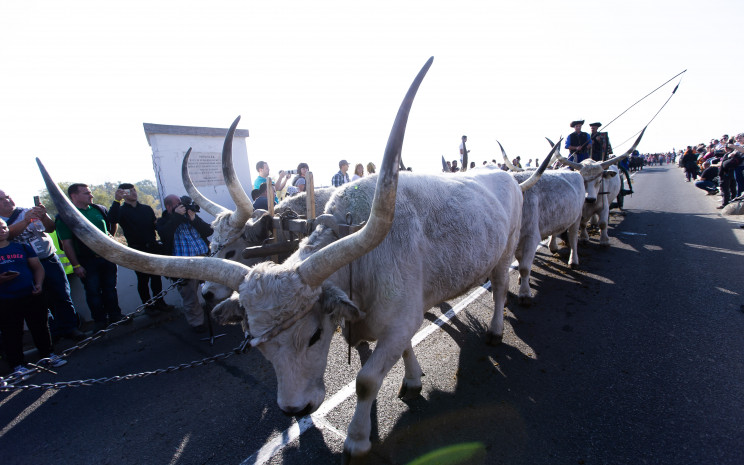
[565,120,591,163]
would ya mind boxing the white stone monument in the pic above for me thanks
[143,122,252,224]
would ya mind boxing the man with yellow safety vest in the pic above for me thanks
[48,230,73,275]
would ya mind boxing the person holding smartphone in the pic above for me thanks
[0,189,85,342]
[109,183,173,312]
[0,218,67,380]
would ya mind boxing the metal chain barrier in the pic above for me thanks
[0,244,256,391]
[1,333,252,391]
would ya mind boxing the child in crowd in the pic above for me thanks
[0,218,66,381]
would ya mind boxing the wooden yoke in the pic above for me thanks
[306,172,316,220]
[242,175,363,261]
[266,177,278,262]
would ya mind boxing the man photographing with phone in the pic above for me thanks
[0,217,68,379]
[109,183,174,312]
[0,188,86,342]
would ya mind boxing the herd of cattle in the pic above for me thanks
[38,57,646,460]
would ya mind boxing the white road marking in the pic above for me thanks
[0,390,57,439]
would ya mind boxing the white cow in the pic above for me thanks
[497,141,584,303]
[39,58,556,459]
[556,128,646,247]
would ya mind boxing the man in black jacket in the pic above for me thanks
[109,184,173,312]
[156,194,213,332]
[694,163,719,195]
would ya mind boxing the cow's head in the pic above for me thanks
[575,162,615,204]
[182,141,336,306]
[201,210,273,303]
[38,56,433,416]
[554,127,647,203]
[179,140,274,304]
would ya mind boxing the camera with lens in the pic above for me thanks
[286,169,297,175]
[179,196,200,213]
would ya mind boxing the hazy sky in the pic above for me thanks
[3,0,741,207]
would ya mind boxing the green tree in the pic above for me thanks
[38,180,163,239]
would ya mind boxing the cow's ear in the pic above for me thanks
[603,170,618,177]
[320,284,365,325]
[211,292,245,325]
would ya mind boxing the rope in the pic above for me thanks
[614,80,681,150]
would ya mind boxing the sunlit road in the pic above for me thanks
[2,164,743,465]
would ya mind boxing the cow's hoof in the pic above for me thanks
[485,332,503,346]
[569,263,579,270]
[518,295,533,306]
[599,242,610,248]
[398,380,422,400]
[343,438,371,462]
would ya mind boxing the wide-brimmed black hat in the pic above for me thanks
[570,120,585,128]
[589,122,601,127]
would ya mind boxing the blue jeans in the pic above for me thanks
[694,179,718,194]
[734,165,744,197]
[40,254,80,336]
[79,256,121,324]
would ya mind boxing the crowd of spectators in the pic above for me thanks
[681,133,744,209]
[0,180,218,380]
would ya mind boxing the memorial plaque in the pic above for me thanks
[188,152,225,187]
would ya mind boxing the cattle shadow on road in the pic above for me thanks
[363,300,539,465]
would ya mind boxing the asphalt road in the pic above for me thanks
[2,164,743,465]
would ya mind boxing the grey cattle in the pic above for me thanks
[38,58,552,459]
[555,128,646,247]
[497,141,584,303]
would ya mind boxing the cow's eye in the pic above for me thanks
[308,328,322,347]
[225,250,236,259]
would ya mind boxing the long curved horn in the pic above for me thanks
[297,56,434,287]
[555,144,583,170]
[181,148,229,217]
[600,126,647,169]
[496,140,523,172]
[222,116,255,227]
[36,158,249,291]
[544,137,562,166]
[520,137,562,192]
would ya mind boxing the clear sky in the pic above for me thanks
[3,0,741,207]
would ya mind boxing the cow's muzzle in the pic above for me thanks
[585,198,596,204]
[281,403,314,418]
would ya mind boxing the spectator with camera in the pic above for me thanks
[0,188,86,342]
[0,218,67,381]
[109,183,173,313]
[156,194,213,333]
[290,162,310,194]
[253,161,289,206]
